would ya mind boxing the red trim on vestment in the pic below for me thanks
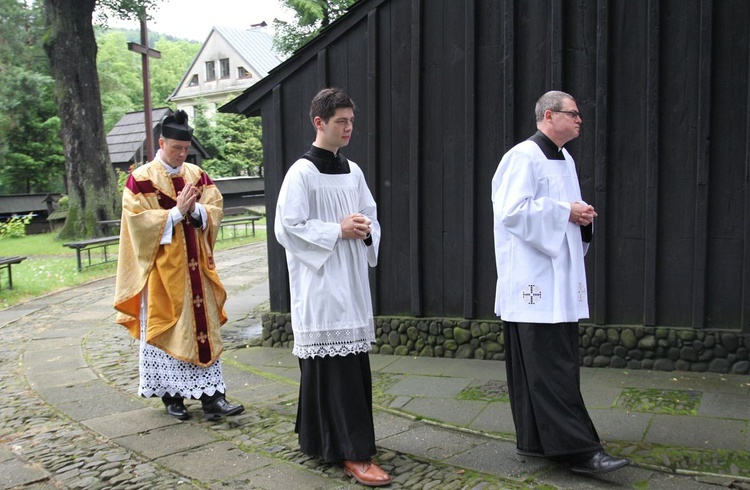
[168,176,213,365]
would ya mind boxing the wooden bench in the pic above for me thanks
[218,216,261,240]
[0,256,26,290]
[98,219,121,236]
[64,236,120,272]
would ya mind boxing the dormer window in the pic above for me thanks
[187,74,199,86]
[206,61,216,81]
[220,58,230,78]
[238,66,253,79]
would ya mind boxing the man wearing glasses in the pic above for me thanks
[491,91,628,474]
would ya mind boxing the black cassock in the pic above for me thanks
[296,353,377,462]
[504,322,602,462]
[293,145,377,463]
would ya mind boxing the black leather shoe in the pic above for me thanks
[162,396,190,420]
[570,451,629,474]
[202,396,244,420]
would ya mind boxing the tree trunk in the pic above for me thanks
[43,0,119,239]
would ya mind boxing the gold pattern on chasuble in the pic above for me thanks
[197,331,208,343]
[188,258,199,271]
[193,294,204,308]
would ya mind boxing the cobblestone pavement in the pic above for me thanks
[1,242,749,489]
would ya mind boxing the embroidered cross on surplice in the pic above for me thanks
[522,285,542,305]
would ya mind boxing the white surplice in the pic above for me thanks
[275,159,380,359]
[492,140,590,324]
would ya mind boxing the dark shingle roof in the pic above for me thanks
[106,108,171,165]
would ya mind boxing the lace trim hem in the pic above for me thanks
[293,341,372,359]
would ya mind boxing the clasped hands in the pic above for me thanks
[340,213,371,240]
[569,202,597,227]
[176,182,199,216]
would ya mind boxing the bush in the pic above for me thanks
[0,213,34,238]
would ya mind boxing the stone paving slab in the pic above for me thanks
[114,423,218,459]
[377,356,461,376]
[433,357,506,381]
[398,397,486,427]
[580,385,624,409]
[467,401,516,434]
[231,380,299,405]
[35,379,119,405]
[24,346,87,367]
[0,456,50,490]
[156,441,274,482]
[443,439,551,479]
[209,461,359,490]
[54,389,146,421]
[372,411,418,440]
[588,408,652,443]
[697,392,750,418]
[230,347,295,368]
[25,366,98,389]
[377,423,487,460]
[83,407,180,438]
[645,414,748,450]
[385,374,472,398]
[24,336,82,351]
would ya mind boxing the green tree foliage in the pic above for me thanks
[0,71,65,194]
[273,0,357,55]
[0,0,65,194]
[96,29,200,131]
[150,38,200,107]
[193,106,263,178]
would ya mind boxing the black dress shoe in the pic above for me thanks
[570,451,629,474]
[162,396,190,420]
[202,396,244,420]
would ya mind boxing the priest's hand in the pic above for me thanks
[341,213,372,240]
[569,202,597,226]
[177,182,198,216]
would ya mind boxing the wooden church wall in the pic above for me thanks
[259,0,750,332]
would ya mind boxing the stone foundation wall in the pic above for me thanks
[260,313,750,375]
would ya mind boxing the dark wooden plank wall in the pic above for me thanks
[261,0,750,332]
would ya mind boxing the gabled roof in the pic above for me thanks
[0,194,56,215]
[169,26,283,101]
[106,107,171,164]
[106,108,209,164]
[214,26,281,78]
[220,0,383,117]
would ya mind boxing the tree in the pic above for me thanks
[42,0,160,238]
[0,70,65,194]
[193,106,264,178]
[273,0,357,55]
[96,29,200,132]
[0,0,65,194]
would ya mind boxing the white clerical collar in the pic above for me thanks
[155,149,182,174]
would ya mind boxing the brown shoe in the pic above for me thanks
[343,459,392,487]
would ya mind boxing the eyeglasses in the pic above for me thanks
[552,110,582,120]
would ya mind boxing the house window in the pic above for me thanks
[220,58,230,78]
[237,66,252,79]
[187,74,199,86]
[205,61,216,81]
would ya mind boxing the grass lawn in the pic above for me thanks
[0,220,266,309]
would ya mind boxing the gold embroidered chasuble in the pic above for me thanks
[113,160,227,367]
